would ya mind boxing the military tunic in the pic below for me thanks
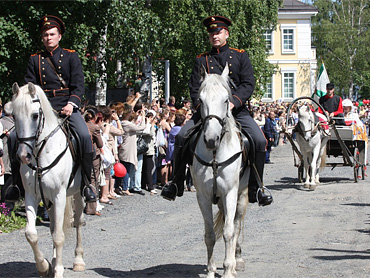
[182,43,267,152]
[24,46,93,153]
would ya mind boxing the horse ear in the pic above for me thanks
[12,82,20,97]
[28,82,36,97]
[199,64,207,82]
[221,63,229,81]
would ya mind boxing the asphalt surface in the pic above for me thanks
[0,142,369,277]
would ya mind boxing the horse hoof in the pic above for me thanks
[304,183,310,189]
[235,259,245,271]
[309,184,317,191]
[73,263,86,272]
[37,259,51,277]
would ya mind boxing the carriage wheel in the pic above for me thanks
[298,164,304,183]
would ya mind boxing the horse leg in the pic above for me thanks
[72,194,86,272]
[222,187,238,278]
[24,195,51,277]
[197,193,216,278]
[52,195,66,278]
[302,154,311,188]
[234,188,248,272]
[309,146,320,190]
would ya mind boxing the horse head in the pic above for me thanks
[297,104,315,141]
[12,82,47,164]
[199,64,232,150]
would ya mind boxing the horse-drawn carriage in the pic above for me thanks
[284,97,368,187]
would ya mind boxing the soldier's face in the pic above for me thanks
[209,29,229,48]
[42,27,61,52]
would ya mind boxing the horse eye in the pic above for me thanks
[224,99,229,103]
[32,113,39,121]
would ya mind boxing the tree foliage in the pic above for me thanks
[0,0,281,103]
[312,0,370,99]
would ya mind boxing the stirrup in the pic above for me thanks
[256,186,273,206]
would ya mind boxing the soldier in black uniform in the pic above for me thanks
[161,16,273,206]
[5,15,96,203]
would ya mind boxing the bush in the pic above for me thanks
[0,202,27,233]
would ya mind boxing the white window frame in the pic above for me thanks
[263,29,274,54]
[281,68,296,101]
[281,24,296,54]
[262,75,274,101]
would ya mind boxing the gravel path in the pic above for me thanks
[0,143,369,277]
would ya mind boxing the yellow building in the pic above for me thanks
[261,0,318,102]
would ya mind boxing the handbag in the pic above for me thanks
[156,127,166,147]
[137,133,149,155]
[101,134,115,168]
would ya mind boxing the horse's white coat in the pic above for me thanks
[296,104,328,189]
[190,66,250,278]
[12,82,85,278]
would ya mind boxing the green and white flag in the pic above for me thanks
[313,63,330,98]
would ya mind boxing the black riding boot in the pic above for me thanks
[161,145,187,201]
[81,152,97,203]
[248,151,273,206]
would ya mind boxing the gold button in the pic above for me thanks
[58,66,61,69]
[230,71,233,74]
[211,66,214,69]
[42,75,45,77]
[43,82,46,85]
[42,68,45,70]
[230,56,232,59]
[42,61,45,64]
[59,74,62,76]
[59,60,62,63]
[61,54,64,57]
[210,60,212,62]
[229,64,232,67]
[60,87,63,89]
[41,56,44,59]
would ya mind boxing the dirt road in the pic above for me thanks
[0,143,369,277]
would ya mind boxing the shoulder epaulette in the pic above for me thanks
[230,47,245,53]
[196,52,208,58]
[31,51,43,57]
[63,48,76,53]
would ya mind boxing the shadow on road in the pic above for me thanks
[0,262,39,277]
[91,264,223,277]
[309,248,370,260]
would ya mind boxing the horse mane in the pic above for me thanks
[12,84,59,127]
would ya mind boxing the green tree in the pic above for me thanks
[312,0,370,99]
[0,0,281,103]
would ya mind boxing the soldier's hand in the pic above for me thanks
[61,103,73,116]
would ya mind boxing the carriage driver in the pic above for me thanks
[5,15,96,203]
[317,83,344,123]
[161,15,273,206]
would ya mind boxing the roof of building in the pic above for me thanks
[280,0,318,12]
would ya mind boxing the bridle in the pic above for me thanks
[194,98,243,204]
[15,96,69,210]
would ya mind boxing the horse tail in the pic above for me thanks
[320,146,327,169]
[214,209,225,241]
[63,196,74,233]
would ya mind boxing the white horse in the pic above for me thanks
[12,82,85,278]
[295,104,328,190]
[190,65,250,278]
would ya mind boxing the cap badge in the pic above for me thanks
[211,17,215,21]
[210,24,217,28]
